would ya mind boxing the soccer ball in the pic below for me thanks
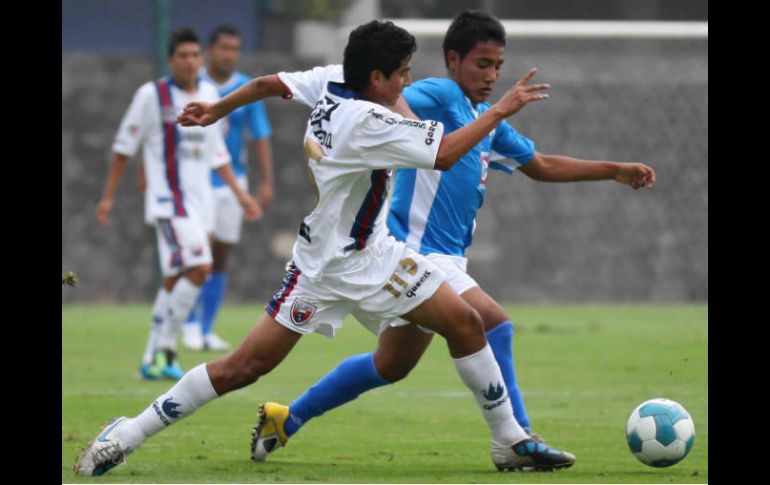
[626,398,695,467]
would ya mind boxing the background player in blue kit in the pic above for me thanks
[183,25,276,351]
[250,10,655,463]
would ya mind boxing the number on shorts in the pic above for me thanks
[382,257,418,297]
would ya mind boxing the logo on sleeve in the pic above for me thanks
[425,120,438,145]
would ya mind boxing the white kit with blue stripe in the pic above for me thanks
[388,77,535,257]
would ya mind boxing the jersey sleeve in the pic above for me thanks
[276,64,342,108]
[247,101,273,139]
[112,83,154,158]
[354,107,444,170]
[402,78,454,120]
[489,119,536,174]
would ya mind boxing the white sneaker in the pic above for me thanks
[182,322,204,350]
[204,332,232,351]
[492,438,576,471]
[74,417,137,476]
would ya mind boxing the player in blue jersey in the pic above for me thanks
[182,25,275,351]
[249,10,655,467]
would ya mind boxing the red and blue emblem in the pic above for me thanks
[290,298,317,326]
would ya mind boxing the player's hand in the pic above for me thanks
[177,101,224,127]
[96,198,114,227]
[615,163,656,189]
[239,192,263,221]
[258,182,274,209]
[493,68,550,118]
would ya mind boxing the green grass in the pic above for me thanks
[62,304,707,483]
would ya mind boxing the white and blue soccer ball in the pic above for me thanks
[626,398,695,467]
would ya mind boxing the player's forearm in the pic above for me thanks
[525,154,620,182]
[434,108,504,170]
[254,138,274,186]
[215,75,288,119]
[215,164,249,200]
[102,153,129,200]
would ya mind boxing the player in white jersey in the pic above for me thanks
[95,28,261,381]
[76,21,572,477]
[181,25,276,351]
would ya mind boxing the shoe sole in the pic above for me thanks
[73,418,120,476]
[497,461,575,472]
[250,403,269,462]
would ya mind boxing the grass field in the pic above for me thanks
[62,304,707,483]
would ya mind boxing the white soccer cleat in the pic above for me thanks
[74,417,136,476]
[204,332,232,351]
[182,323,204,350]
[492,437,576,472]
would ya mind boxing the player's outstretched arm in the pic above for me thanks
[96,152,129,227]
[519,153,656,189]
[434,68,549,170]
[177,75,290,127]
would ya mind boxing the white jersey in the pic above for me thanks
[276,65,445,279]
[112,79,230,226]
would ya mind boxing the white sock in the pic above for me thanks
[142,288,169,364]
[452,344,528,447]
[119,364,218,449]
[159,277,202,350]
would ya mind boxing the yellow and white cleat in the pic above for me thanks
[250,402,290,462]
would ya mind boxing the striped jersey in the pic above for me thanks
[112,77,230,225]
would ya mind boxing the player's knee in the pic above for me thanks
[185,264,212,285]
[450,306,484,340]
[374,354,416,383]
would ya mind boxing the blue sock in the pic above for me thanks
[284,352,390,437]
[201,272,228,336]
[487,320,532,431]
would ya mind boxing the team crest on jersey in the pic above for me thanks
[290,298,317,325]
[191,245,204,257]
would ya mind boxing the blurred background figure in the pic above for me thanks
[94,27,260,380]
[182,24,275,351]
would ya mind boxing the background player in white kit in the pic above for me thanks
[76,21,573,477]
[95,28,261,381]
[182,25,276,352]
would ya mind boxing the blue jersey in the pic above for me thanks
[201,70,272,187]
[387,78,536,256]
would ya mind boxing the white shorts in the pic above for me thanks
[155,216,212,277]
[212,175,247,244]
[424,253,479,295]
[266,241,446,338]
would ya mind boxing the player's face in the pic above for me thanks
[208,34,241,75]
[379,58,413,105]
[168,42,203,85]
[450,41,505,104]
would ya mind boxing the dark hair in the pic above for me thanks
[167,28,200,57]
[208,25,240,46]
[443,10,506,67]
[343,20,416,93]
